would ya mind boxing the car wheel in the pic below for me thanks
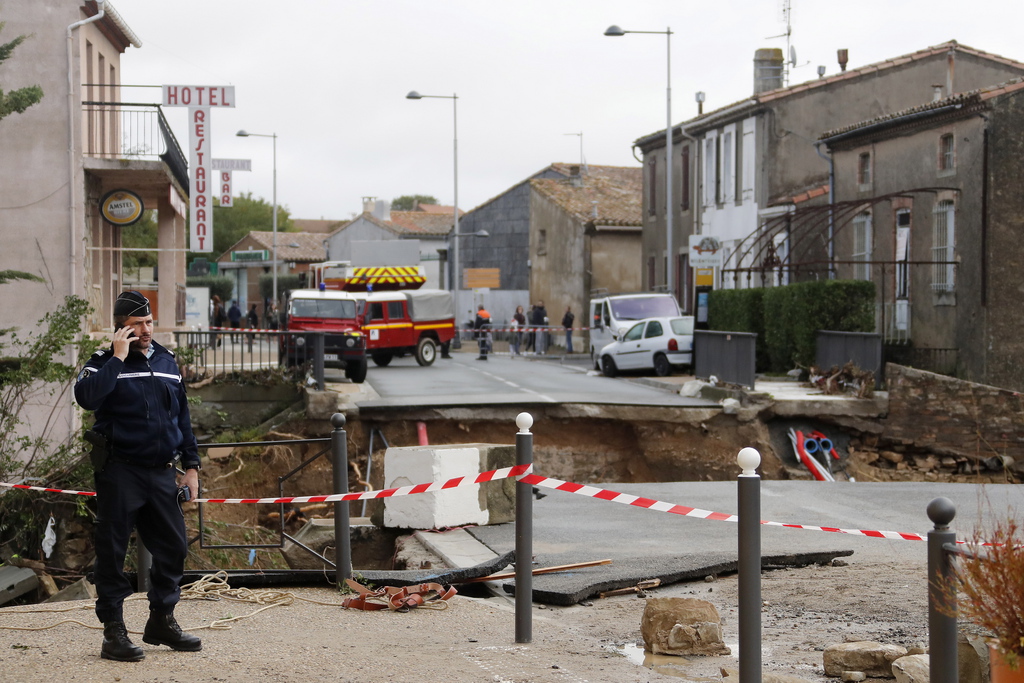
[601,355,618,378]
[653,353,671,377]
[371,352,393,367]
[415,337,437,367]
[345,359,368,383]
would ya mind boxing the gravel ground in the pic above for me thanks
[0,555,933,683]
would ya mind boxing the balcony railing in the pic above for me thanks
[81,101,188,191]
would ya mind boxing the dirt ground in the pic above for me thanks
[0,557,937,682]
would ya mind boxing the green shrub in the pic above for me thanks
[259,273,303,301]
[708,288,768,370]
[763,279,875,371]
[186,275,234,303]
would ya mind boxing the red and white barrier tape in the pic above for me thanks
[0,464,531,505]
[520,473,934,542]
[0,469,989,544]
[0,482,95,497]
[457,326,590,333]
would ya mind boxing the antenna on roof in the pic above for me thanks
[563,132,588,175]
[767,0,798,85]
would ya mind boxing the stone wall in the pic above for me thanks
[883,364,1024,461]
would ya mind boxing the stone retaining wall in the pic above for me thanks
[883,364,1024,461]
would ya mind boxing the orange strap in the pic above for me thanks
[341,579,457,612]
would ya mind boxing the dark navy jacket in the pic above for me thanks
[74,341,199,469]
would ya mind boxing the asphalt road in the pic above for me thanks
[353,350,715,409]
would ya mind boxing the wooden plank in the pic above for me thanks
[464,268,501,289]
[461,558,612,583]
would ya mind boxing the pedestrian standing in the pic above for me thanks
[474,304,492,360]
[246,303,259,351]
[227,300,242,343]
[531,300,548,354]
[562,305,575,354]
[511,305,526,355]
[74,291,203,661]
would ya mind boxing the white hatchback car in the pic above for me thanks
[598,316,695,377]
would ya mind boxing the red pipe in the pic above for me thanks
[416,421,429,446]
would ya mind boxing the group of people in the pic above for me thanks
[506,300,576,355]
[209,296,279,348]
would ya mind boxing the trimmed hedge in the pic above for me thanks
[762,279,875,371]
[709,280,875,372]
[185,275,233,303]
[707,288,768,371]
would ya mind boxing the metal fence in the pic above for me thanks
[693,330,758,389]
[884,345,958,377]
[173,329,326,390]
[816,330,882,386]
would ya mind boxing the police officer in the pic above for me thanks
[74,291,202,661]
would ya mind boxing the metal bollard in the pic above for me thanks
[927,497,958,683]
[514,412,534,643]
[137,539,152,593]
[313,333,325,390]
[737,447,762,683]
[332,413,352,583]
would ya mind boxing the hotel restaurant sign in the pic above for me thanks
[161,85,236,253]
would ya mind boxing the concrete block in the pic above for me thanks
[0,566,39,606]
[44,577,97,603]
[383,443,514,530]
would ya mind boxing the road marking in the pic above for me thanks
[467,361,556,402]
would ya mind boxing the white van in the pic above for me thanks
[588,293,682,367]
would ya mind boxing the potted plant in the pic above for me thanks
[951,517,1024,682]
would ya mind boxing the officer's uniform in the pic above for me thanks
[74,339,200,625]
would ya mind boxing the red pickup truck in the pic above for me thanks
[280,289,367,382]
[361,289,455,367]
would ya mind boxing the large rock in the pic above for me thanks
[281,518,402,571]
[641,597,731,656]
[892,654,930,683]
[824,641,908,678]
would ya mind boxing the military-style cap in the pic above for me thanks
[114,290,151,318]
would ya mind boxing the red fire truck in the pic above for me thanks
[309,261,456,368]
[280,289,367,383]
[362,289,455,367]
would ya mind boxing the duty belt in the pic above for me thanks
[109,455,180,470]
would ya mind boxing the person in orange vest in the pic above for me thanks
[475,305,492,360]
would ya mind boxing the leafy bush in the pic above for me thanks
[762,280,875,371]
[0,288,99,558]
[186,274,234,303]
[708,288,768,371]
[259,273,304,301]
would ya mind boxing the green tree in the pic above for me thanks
[391,194,439,211]
[0,18,43,121]
[190,193,294,261]
[121,210,158,274]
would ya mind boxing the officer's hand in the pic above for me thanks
[180,468,200,502]
[112,326,137,360]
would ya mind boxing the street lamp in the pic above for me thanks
[236,129,278,304]
[605,24,676,302]
[406,90,463,324]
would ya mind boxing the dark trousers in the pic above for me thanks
[93,462,187,623]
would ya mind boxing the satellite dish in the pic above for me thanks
[790,46,798,67]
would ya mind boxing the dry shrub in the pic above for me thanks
[953,517,1024,669]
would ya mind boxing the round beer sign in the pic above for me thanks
[100,190,144,226]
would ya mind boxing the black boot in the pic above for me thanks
[101,621,145,661]
[143,612,202,652]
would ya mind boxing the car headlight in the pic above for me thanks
[295,337,306,347]
[346,337,355,348]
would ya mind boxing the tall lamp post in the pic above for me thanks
[406,91,463,331]
[605,25,675,302]
[236,130,278,304]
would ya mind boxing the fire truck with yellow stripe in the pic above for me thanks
[306,261,456,367]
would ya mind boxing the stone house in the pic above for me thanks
[634,41,1024,306]
[215,231,328,317]
[323,199,454,290]
[456,163,642,324]
[0,1,188,452]
[819,79,1024,390]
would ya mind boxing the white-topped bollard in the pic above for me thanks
[736,447,762,683]
[515,411,533,644]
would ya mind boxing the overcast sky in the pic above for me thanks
[113,0,1023,222]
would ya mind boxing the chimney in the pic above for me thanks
[753,48,785,94]
[373,199,391,222]
[569,165,583,187]
[837,48,849,72]
[932,84,945,102]
[361,196,376,214]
